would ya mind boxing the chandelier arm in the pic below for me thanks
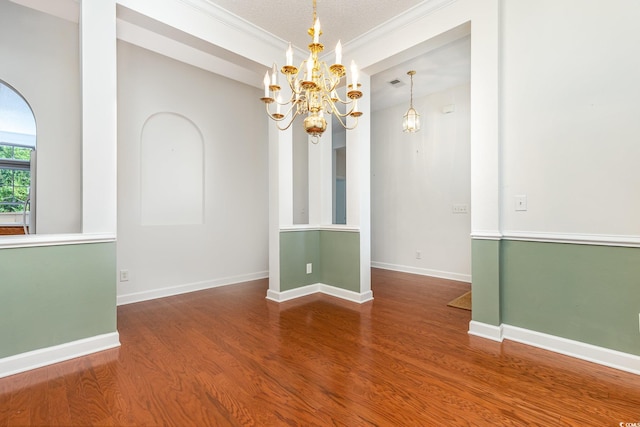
[327,99,358,126]
[286,72,302,94]
[318,62,340,92]
[274,108,305,131]
[332,97,353,105]
[265,100,298,122]
[330,109,359,131]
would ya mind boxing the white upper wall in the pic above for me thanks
[372,84,471,280]
[117,41,269,301]
[500,0,640,237]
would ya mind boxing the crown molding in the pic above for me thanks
[175,0,307,60]
[344,0,458,53]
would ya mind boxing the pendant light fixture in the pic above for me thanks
[403,70,420,133]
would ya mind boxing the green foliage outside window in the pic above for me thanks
[0,144,31,213]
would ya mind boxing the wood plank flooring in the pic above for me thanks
[1,268,639,426]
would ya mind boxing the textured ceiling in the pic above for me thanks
[204,0,425,50]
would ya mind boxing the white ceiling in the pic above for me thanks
[205,0,470,110]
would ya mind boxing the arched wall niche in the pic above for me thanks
[140,112,205,226]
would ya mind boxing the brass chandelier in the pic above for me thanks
[260,0,363,142]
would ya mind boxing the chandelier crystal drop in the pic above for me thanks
[403,70,421,133]
[260,0,363,143]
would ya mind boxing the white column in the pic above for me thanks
[80,0,117,234]
[346,73,371,294]
[308,121,333,225]
[268,120,293,294]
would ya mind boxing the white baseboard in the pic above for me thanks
[0,332,120,379]
[266,284,320,302]
[371,261,471,283]
[266,283,374,304]
[502,325,640,375]
[468,321,640,375]
[117,271,269,305]
[468,320,504,341]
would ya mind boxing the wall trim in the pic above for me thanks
[372,261,471,283]
[0,233,116,249]
[0,332,120,379]
[471,230,640,248]
[468,320,503,341]
[266,283,373,304]
[117,271,268,305]
[280,225,360,233]
[502,325,640,376]
[470,231,502,240]
[468,321,640,376]
[501,231,640,248]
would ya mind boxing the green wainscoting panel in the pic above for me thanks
[471,239,501,326]
[280,230,320,291]
[319,231,360,293]
[0,242,117,358]
[280,230,360,293]
[500,240,640,356]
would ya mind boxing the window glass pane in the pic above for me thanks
[0,82,36,159]
[14,146,30,160]
[0,168,30,212]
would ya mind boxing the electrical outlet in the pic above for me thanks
[306,263,312,274]
[416,250,422,260]
[452,204,469,214]
[119,269,129,282]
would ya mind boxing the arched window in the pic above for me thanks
[0,80,36,234]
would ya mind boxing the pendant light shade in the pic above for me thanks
[403,70,420,133]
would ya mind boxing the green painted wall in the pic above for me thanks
[319,231,360,293]
[500,240,640,356]
[471,239,501,326]
[0,242,117,358]
[280,230,360,292]
[280,231,320,291]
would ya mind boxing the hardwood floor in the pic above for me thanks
[1,268,639,426]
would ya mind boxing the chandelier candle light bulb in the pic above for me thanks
[263,72,270,97]
[259,0,364,141]
[286,43,293,66]
[271,63,278,86]
[350,60,358,89]
[313,18,320,44]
